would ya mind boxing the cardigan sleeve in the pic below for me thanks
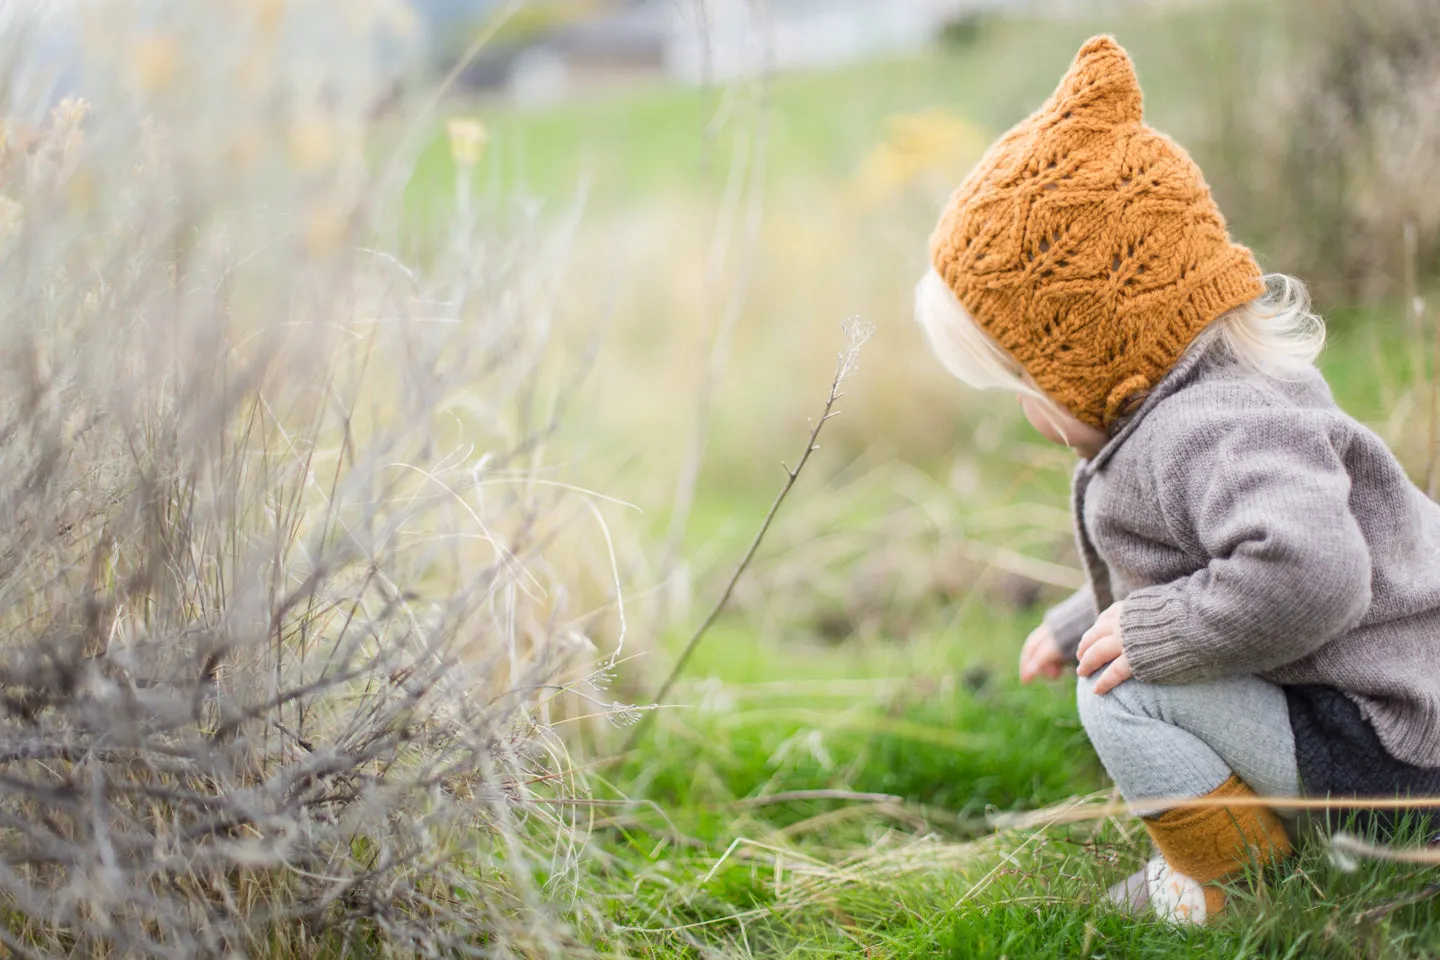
[1044,584,1097,661]
[1119,402,1373,684]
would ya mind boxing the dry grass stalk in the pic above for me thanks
[624,317,874,754]
[1430,296,1440,499]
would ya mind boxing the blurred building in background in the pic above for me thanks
[417,0,1010,105]
[664,0,994,84]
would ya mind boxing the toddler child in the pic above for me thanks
[914,35,1440,925]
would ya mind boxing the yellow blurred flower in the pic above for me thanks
[302,199,349,255]
[133,32,179,93]
[0,196,23,242]
[253,0,286,34]
[446,118,487,167]
[289,116,337,172]
[233,122,266,172]
[851,110,991,207]
[67,169,96,213]
[237,54,271,97]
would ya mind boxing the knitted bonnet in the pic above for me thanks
[929,35,1263,428]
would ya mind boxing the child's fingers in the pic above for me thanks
[1020,641,1065,684]
[1076,625,1111,660]
[1079,605,1123,656]
[1076,634,1120,677]
[1018,645,1038,683]
[1091,654,1133,695]
[1080,603,1122,654]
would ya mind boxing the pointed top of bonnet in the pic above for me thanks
[1049,35,1143,126]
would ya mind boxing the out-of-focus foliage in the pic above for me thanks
[849,109,990,208]
[1188,0,1440,300]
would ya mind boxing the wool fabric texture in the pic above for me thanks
[1075,673,1300,809]
[1285,686,1440,835]
[1043,329,1440,771]
[1142,775,1292,919]
[928,35,1263,428]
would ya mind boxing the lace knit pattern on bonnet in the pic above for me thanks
[929,36,1264,428]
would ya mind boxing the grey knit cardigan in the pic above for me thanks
[1044,330,1440,771]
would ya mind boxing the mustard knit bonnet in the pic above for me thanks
[929,35,1263,428]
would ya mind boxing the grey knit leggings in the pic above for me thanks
[1076,672,1302,807]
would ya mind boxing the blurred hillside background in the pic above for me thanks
[406,0,1439,674]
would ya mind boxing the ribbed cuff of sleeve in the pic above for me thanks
[1119,588,1213,684]
[1044,586,1096,662]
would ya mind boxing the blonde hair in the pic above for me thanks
[914,268,1326,405]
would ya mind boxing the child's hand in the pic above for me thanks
[1076,602,1132,695]
[1019,623,1067,684]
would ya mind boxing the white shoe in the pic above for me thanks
[1143,856,1208,925]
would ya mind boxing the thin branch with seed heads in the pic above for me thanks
[623,318,873,754]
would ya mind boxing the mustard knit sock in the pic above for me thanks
[1142,775,1292,921]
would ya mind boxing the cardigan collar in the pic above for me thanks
[1085,326,1227,473]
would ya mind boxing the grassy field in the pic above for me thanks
[410,8,1440,957]
[573,317,1438,958]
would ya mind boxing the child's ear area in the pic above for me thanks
[1018,393,1108,458]
[1050,34,1144,127]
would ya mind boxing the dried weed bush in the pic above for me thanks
[0,1,634,955]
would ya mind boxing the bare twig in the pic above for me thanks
[730,789,904,809]
[1331,832,1440,866]
[992,793,1440,832]
[1403,221,1422,351]
[623,318,874,754]
[1428,299,1439,500]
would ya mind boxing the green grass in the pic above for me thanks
[592,618,1440,958]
